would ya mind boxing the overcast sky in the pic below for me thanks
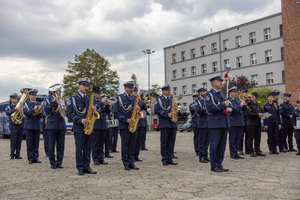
[0,0,281,101]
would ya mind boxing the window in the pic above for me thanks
[181,51,186,61]
[173,70,177,79]
[282,70,285,83]
[172,54,176,63]
[251,75,258,85]
[236,36,242,47]
[183,103,187,107]
[212,43,217,53]
[280,24,283,37]
[212,62,218,72]
[192,84,197,93]
[202,82,207,87]
[223,39,229,50]
[237,57,243,67]
[224,59,230,67]
[298,0,300,3]
[201,46,205,56]
[264,28,271,40]
[182,68,186,78]
[201,64,207,74]
[281,47,284,60]
[191,49,195,59]
[250,53,257,65]
[266,73,273,84]
[173,87,178,96]
[266,50,272,62]
[191,66,196,76]
[182,85,187,95]
[250,32,256,44]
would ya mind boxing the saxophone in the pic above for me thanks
[170,94,180,122]
[55,90,66,118]
[128,93,144,133]
[11,89,30,124]
[84,88,100,135]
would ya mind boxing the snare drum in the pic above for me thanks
[106,119,119,128]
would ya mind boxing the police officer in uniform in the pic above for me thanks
[238,89,249,155]
[40,114,49,157]
[113,81,140,170]
[195,86,210,163]
[263,93,282,154]
[6,93,23,159]
[43,84,66,169]
[189,93,199,156]
[66,77,98,175]
[292,99,300,155]
[23,89,42,164]
[228,86,246,159]
[92,88,110,165]
[108,98,120,153]
[154,83,179,166]
[204,74,230,172]
[279,93,297,152]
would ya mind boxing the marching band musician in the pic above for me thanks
[23,89,43,164]
[189,93,199,156]
[154,83,179,166]
[6,93,23,160]
[228,86,246,159]
[92,88,111,165]
[204,74,230,172]
[195,86,210,163]
[108,97,119,153]
[113,81,140,170]
[43,84,66,169]
[66,78,98,175]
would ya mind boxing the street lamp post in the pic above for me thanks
[142,49,155,133]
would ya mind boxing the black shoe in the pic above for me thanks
[112,150,119,153]
[33,160,42,163]
[237,155,244,159]
[269,151,275,154]
[84,169,97,174]
[290,148,297,152]
[51,165,57,169]
[109,150,113,153]
[10,156,14,159]
[199,158,208,163]
[99,160,108,165]
[219,167,229,172]
[134,157,142,162]
[129,165,139,170]
[256,151,266,156]
[162,162,169,166]
[15,156,22,159]
[173,156,178,159]
[239,151,244,155]
[296,151,300,155]
[141,148,148,151]
[124,165,131,170]
[250,153,257,157]
[205,158,210,162]
[196,153,199,156]
[46,154,49,157]
[211,167,222,172]
[231,156,239,159]
[105,154,114,158]
[78,169,84,175]
[168,160,178,165]
[56,164,64,168]
[274,151,279,154]
[279,149,288,153]
[29,160,34,164]
[94,161,100,165]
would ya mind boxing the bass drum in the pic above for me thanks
[107,119,119,128]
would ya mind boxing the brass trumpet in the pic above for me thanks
[147,104,152,110]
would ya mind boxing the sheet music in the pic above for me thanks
[261,112,272,120]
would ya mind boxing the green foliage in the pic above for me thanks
[63,48,119,99]
[150,84,161,95]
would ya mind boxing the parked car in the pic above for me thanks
[178,115,192,132]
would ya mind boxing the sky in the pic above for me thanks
[0,0,281,102]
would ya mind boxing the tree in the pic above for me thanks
[221,75,256,94]
[150,84,161,95]
[63,48,119,99]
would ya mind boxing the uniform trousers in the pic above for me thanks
[110,127,119,151]
[48,129,65,165]
[92,129,106,162]
[209,128,227,168]
[266,123,279,152]
[193,127,199,155]
[135,127,146,159]
[229,126,242,157]
[247,125,261,153]
[105,129,111,156]
[281,123,294,149]
[295,130,300,150]
[10,129,23,157]
[74,133,93,170]
[42,130,49,156]
[198,128,209,159]
[25,129,40,161]
[238,125,249,153]
[120,129,137,166]
[140,127,147,149]
[160,128,177,163]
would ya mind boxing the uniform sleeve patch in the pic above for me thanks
[67,100,71,106]
[206,96,210,101]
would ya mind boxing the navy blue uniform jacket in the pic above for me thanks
[228,97,246,127]
[279,102,294,125]
[195,97,208,129]
[93,99,110,130]
[23,99,42,130]
[44,96,66,130]
[263,102,281,126]
[5,102,23,130]
[154,95,178,129]
[189,102,198,128]
[137,99,148,128]
[291,108,300,127]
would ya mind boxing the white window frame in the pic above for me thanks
[201,64,207,74]
[224,59,230,67]
[172,54,176,63]
[182,85,187,95]
[251,74,258,85]
[264,28,271,41]
[223,39,229,50]
[192,84,197,93]
[191,66,196,76]
[201,46,205,56]
[182,68,186,78]
[173,87,178,96]
[202,82,207,87]
[181,51,186,61]
[250,53,257,65]
[212,62,218,72]
[236,36,242,47]
[183,103,187,108]
[250,32,256,44]
[266,73,273,84]
[191,49,195,59]
[266,50,272,62]
[237,56,243,67]
[212,43,217,53]
[173,70,177,79]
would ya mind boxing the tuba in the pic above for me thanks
[84,86,100,135]
[128,93,144,133]
[49,84,65,118]
[11,88,30,124]
[170,94,180,122]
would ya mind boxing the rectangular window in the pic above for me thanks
[266,50,272,62]
[202,82,207,87]
[173,70,177,79]
[181,51,186,61]
[201,46,205,56]
[191,66,196,76]
[236,36,242,47]
[201,64,207,74]
[282,70,285,83]
[237,56,243,67]
[223,39,229,50]
[212,43,217,53]
[212,62,218,72]
[191,49,195,59]
[264,28,271,41]
[172,54,176,63]
[298,0,300,3]
[182,68,186,78]
[250,53,257,65]
[173,87,178,96]
[224,59,230,67]
[281,47,284,60]
[192,84,197,93]
[280,24,283,37]
[183,103,187,107]
[266,72,273,84]
[250,32,256,44]
[182,85,187,95]
[251,75,258,85]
